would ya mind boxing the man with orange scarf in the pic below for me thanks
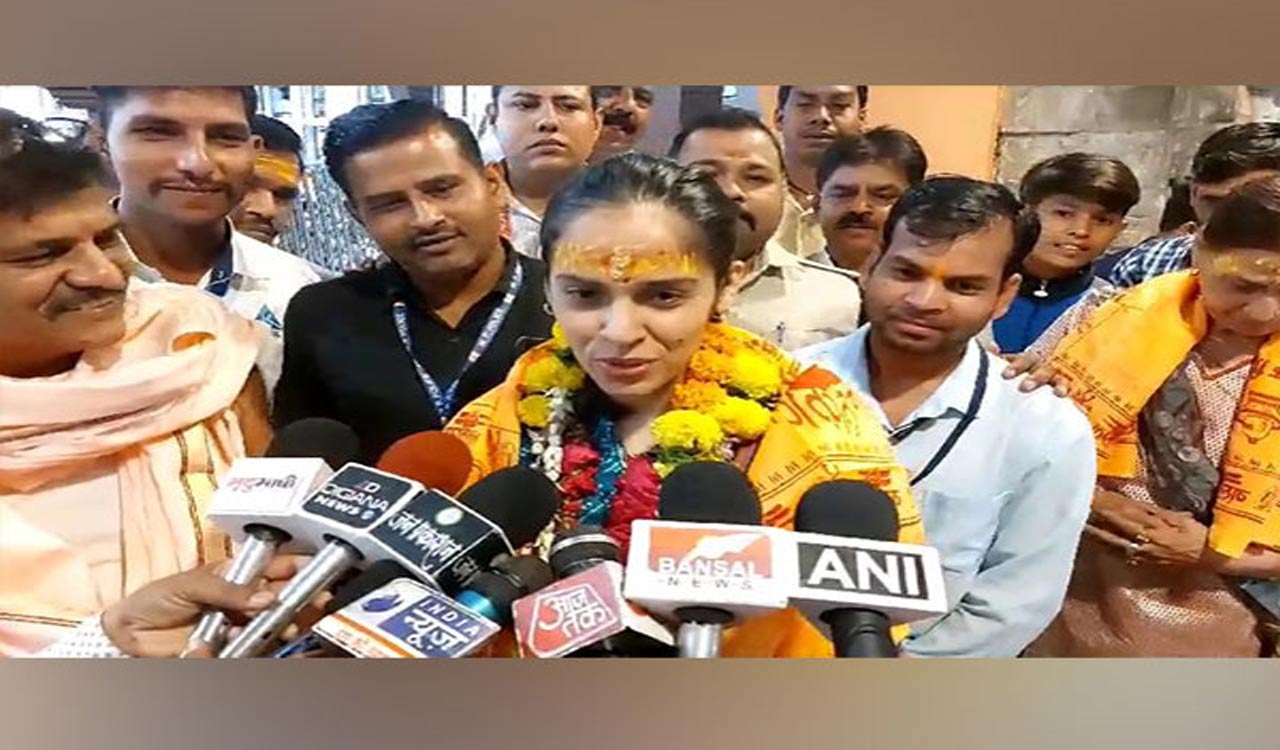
[1025,176,1280,657]
[0,113,269,656]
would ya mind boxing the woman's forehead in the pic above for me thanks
[550,243,710,284]
[1207,250,1280,281]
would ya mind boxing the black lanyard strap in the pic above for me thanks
[888,346,989,487]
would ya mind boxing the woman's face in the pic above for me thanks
[1194,244,1280,339]
[547,202,729,410]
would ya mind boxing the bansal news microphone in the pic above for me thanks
[310,555,554,658]
[624,462,796,658]
[220,462,558,657]
[216,430,476,657]
[185,417,360,654]
[511,527,675,658]
[788,480,948,658]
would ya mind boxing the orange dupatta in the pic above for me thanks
[447,325,924,657]
[1048,270,1280,557]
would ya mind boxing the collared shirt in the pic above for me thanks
[797,327,1095,657]
[1106,233,1194,288]
[772,187,828,261]
[272,245,553,463]
[728,239,862,351]
[126,221,330,392]
[992,266,1104,354]
[491,161,547,261]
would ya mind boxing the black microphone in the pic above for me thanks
[793,480,899,658]
[454,555,556,628]
[655,461,766,658]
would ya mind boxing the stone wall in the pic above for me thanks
[995,86,1242,244]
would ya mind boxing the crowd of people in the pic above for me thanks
[3,85,1279,658]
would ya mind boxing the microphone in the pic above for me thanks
[624,462,795,658]
[789,480,948,658]
[511,527,676,658]
[218,431,474,657]
[187,418,359,654]
[376,430,473,496]
[311,556,555,658]
[271,559,410,658]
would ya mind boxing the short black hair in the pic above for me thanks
[540,153,739,286]
[1192,122,1280,185]
[93,86,257,130]
[1159,176,1195,232]
[881,175,1040,280]
[777,85,870,112]
[816,127,929,192]
[668,106,784,166]
[323,98,484,200]
[251,114,302,160]
[1019,152,1141,215]
[0,109,112,218]
[1201,175,1280,253]
[490,86,601,109]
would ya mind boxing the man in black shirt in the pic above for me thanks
[273,100,553,462]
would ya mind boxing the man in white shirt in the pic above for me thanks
[799,176,1095,657]
[94,86,326,390]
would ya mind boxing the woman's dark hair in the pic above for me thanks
[816,127,929,191]
[0,109,112,218]
[881,175,1040,279]
[1201,175,1280,253]
[1019,152,1140,215]
[1192,122,1280,185]
[540,153,739,286]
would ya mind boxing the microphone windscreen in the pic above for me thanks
[267,418,360,469]
[376,431,473,495]
[794,480,899,542]
[325,559,409,613]
[549,526,619,578]
[658,461,761,525]
[458,467,559,549]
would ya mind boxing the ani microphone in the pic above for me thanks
[789,480,948,658]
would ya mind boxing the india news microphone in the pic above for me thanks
[184,418,361,655]
[308,555,555,658]
[217,430,474,657]
[510,527,676,658]
[788,480,948,658]
[623,461,797,658]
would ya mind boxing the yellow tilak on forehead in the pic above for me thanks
[1209,253,1280,280]
[551,243,702,283]
[254,152,301,187]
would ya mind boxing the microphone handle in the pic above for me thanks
[822,608,896,658]
[674,607,734,658]
[183,526,288,655]
[219,540,361,658]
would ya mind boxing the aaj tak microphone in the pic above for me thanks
[217,431,474,657]
[789,480,948,658]
[624,462,796,658]
[312,555,554,658]
[186,418,360,654]
[511,527,675,658]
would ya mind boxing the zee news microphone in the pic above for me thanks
[789,480,948,658]
[624,462,794,658]
[185,418,360,654]
[511,527,675,658]
[218,431,474,657]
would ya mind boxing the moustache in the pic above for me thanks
[602,110,637,133]
[45,287,126,316]
[836,213,876,230]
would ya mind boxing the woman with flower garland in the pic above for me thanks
[446,154,924,657]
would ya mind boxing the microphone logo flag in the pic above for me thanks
[313,578,500,658]
[787,531,949,624]
[648,527,773,585]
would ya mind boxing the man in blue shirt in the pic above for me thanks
[800,176,1095,657]
[993,153,1139,353]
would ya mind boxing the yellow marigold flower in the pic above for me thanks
[689,348,733,383]
[672,380,728,412]
[524,355,586,393]
[516,395,553,429]
[652,410,723,454]
[713,397,771,440]
[729,349,782,399]
[551,322,571,350]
